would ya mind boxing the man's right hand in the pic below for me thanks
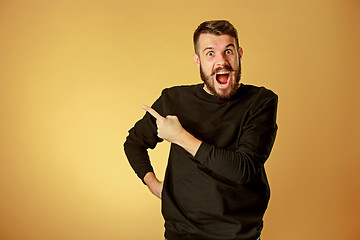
[143,172,163,199]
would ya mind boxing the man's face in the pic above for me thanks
[194,33,243,100]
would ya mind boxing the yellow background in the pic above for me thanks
[1,0,359,239]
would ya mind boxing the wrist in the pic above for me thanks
[173,129,188,145]
[143,172,159,186]
[174,130,202,156]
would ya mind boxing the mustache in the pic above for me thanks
[211,65,234,76]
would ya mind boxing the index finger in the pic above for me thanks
[142,105,164,120]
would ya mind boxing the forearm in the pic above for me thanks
[123,105,163,182]
[144,172,163,199]
[173,130,202,157]
[124,138,154,182]
[194,143,266,184]
[172,129,262,184]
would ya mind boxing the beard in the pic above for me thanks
[200,63,242,100]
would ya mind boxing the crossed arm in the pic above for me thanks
[138,94,277,198]
[141,105,202,198]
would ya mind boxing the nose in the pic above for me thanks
[215,52,227,67]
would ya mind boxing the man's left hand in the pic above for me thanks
[142,105,202,156]
[142,105,184,143]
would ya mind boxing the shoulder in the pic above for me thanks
[241,84,277,102]
[160,84,201,98]
[151,84,200,115]
[240,84,278,112]
[162,84,200,93]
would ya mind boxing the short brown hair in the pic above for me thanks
[193,20,239,55]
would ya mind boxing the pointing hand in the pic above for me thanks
[142,105,184,144]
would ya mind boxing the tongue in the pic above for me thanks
[217,74,228,84]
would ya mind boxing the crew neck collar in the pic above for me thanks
[196,83,243,103]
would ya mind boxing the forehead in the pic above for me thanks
[197,33,237,51]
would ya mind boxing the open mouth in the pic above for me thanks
[216,71,230,85]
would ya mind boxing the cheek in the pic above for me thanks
[233,56,241,67]
[200,63,212,75]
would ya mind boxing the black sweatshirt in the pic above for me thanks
[124,83,278,240]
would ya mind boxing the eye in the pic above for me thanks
[206,51,214,56]
[225,49,233,54]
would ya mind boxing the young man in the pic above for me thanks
[124,20,278,240]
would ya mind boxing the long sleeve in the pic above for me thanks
[123,99,164,183]
[193,94,278,184]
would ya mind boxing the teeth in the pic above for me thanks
[217,71,229,75]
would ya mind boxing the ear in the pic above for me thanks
[238,47,243,60]
[193,53,200,69]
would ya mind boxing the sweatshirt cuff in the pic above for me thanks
[194,142,212,165]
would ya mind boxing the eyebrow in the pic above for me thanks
[202,44,236,53]
[226,43,236,49]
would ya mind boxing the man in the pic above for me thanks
[124,20,278,240]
